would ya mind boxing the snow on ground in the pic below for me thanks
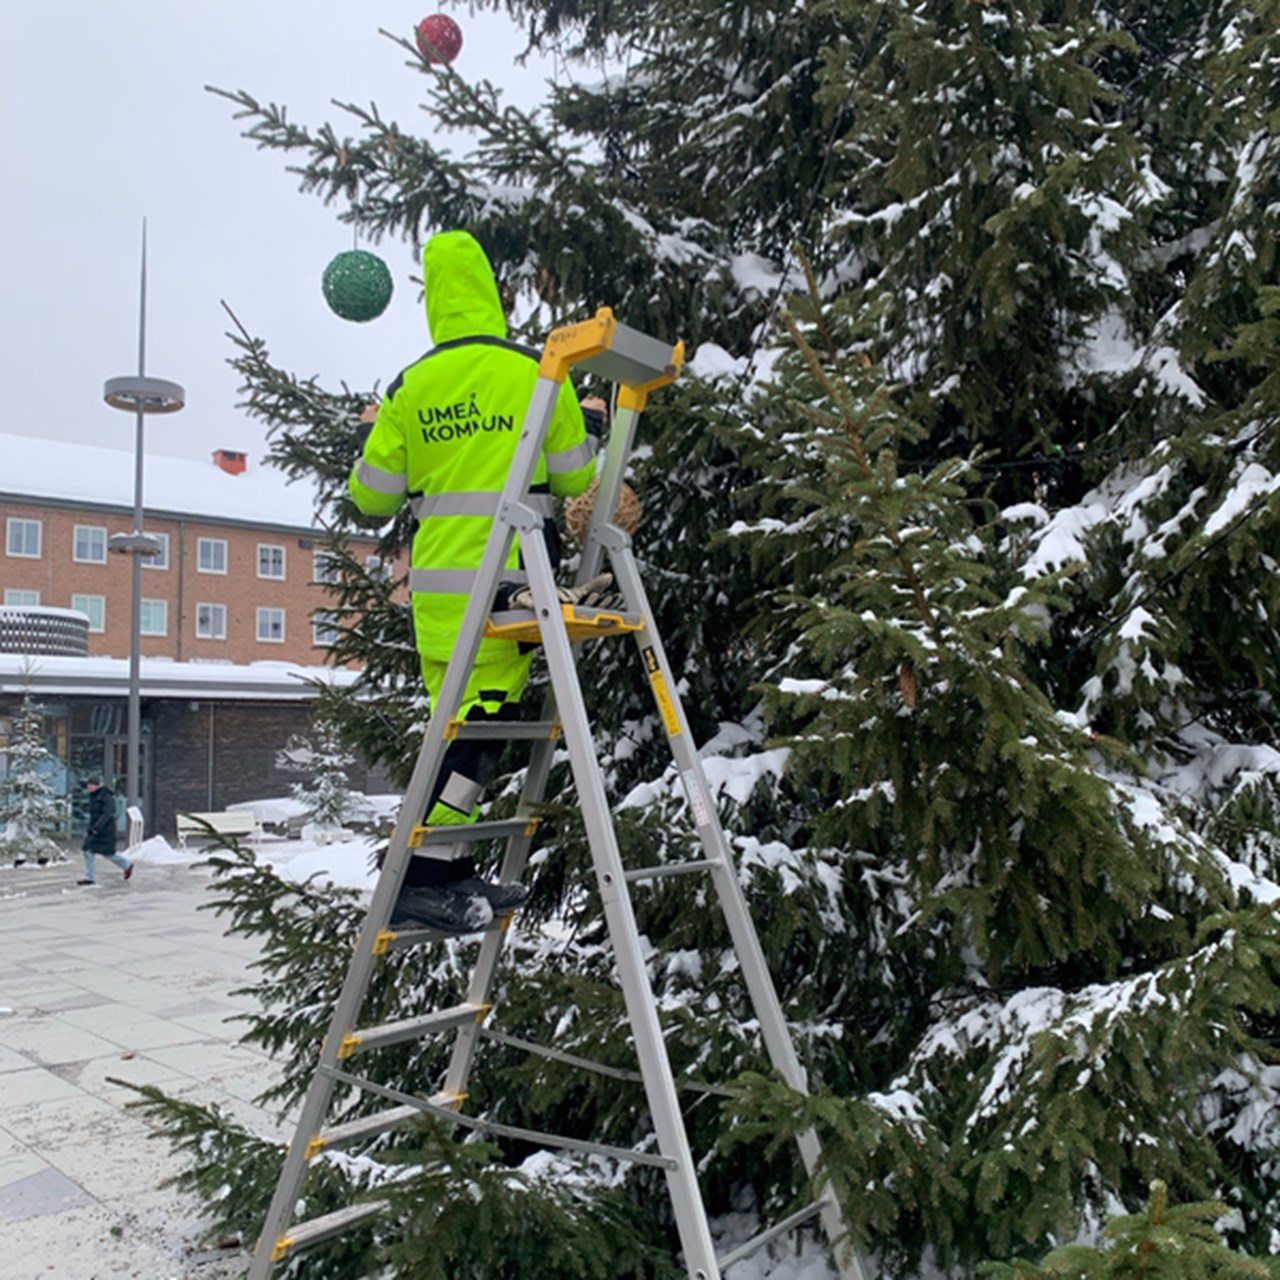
[129,827,380,892]
[113,792,400,892]
[264,835,379,891]
[227,793,402,831]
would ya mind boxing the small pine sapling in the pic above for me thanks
[290,701,358,840]
[0,677,66,867]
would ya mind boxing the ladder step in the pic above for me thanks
[311,1089,463,1153]
[408,817,541,850]
[624,858,721,883]
[311,1105,420,1151]
[380,911,515,952]
[339,1002,489,1058]
[486,603,643,644]
[270,1200,388,1262]
[446,719,562,742]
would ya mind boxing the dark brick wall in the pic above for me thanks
[0,691,399,840]
[148,699,390,837]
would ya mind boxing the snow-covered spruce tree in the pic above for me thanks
[0,675,66,866]
[290,696,359,836]
[127,2,1280,1276]
[721,1,1280,1273]
[140,4,875,1273]
[727,269,1280,1273]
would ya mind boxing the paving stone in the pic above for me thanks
[0,862,288,1278]
[0,1165,94,1224]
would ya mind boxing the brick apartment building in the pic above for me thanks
[0,434,407,838]
[0,435,403,664]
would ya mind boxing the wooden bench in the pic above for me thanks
[174,809,262,849]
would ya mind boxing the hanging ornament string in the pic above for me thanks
[317,138,395,323]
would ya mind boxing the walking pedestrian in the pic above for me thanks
[77,776,134,886]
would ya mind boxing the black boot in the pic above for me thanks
[391,884,495,934]
[449,876,530,912]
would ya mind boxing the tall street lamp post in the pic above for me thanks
[103,222,184,828]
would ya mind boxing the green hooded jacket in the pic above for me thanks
[349,231,595,662]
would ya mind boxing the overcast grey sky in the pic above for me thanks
[0,3,551,465]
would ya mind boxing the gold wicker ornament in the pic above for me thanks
[565,478,642,545]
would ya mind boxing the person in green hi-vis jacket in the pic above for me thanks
[349,229,606,934]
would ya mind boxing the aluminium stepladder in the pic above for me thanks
[248,309,871,1280]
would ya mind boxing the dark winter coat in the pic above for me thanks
[83,786,117,855]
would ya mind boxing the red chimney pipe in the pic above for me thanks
[212,449,247,475]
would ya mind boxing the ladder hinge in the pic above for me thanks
[304,1136,327,1161]
[538,307,616,382]
[271,1237,295,1263]
[444,718,463,741]
[372,930,395,955]
[338,1034,361,1060]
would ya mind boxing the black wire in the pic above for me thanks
[1093,0,1216,97]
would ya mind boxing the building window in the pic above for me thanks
[70,594,106,632]
[198,538,227,574]
[142,531,170,570]
[257,543,286,579]
[256,607,286,643]
[313,550,340,584]
[3,589,40,606]
[195,602,227,639]
[6,518,41,558]
[313,610,341,647]
[73,525,107,564]
[139,599,168,636]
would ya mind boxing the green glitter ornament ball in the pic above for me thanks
[322,250,394,322]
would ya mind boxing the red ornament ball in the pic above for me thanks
[416,14,463,65]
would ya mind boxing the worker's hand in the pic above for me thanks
[563,574,625,609]
[505,574,626,612]
[356,402,380,452]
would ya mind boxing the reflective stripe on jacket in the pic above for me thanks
[349,231,595,662]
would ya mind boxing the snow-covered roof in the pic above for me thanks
[0,652,357,702]
[0,432,323,532]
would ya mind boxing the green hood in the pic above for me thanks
[423,230,507,344]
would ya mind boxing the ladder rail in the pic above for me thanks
[576,398,642,585]
[518,519,724,1280]
[611,539,870,1280]
[247,379,564,1280]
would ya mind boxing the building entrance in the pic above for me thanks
[66,707,151,836]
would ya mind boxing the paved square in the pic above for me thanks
[0,861,290,1279]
